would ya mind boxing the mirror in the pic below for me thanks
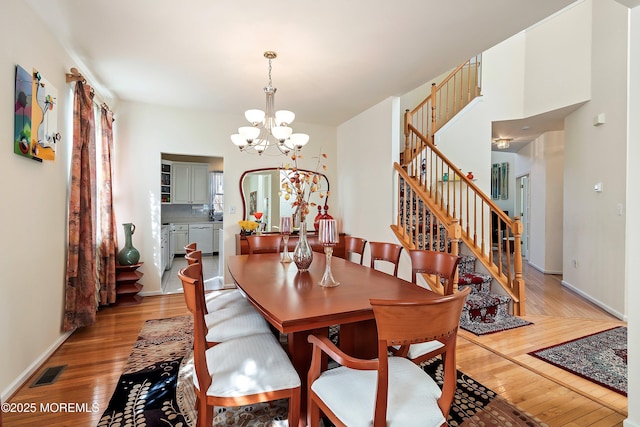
[240,168,330,231]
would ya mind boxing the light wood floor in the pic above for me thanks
[3,261,627,426]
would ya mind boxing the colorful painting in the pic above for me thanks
[14,65,59,162]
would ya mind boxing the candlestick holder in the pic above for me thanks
[280,216,293,263]
[318,219,339,287]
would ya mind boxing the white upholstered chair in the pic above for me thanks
[307,287,470,427]
[178,263,301,427]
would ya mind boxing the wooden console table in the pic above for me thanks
[235,232,347,259]
[115,262,144,306]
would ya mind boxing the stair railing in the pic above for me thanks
[401,54,482,165]
[396,127,525,315]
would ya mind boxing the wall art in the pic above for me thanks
[14,65,59,162]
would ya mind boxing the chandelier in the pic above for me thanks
[493,138,512,149]
[231,51,309,155]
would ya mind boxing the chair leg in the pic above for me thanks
[308,393,320,426]
[197,397,212,427]
[288,389,301,427]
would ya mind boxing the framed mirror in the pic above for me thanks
[239,168,330,232]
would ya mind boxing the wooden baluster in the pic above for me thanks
[512,217,525,315]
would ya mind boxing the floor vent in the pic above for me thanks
[30,365,67,387]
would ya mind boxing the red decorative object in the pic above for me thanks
[253,212,263,221]
[313,206,323,231]
[467,171,474,180]
[323,205,333,220]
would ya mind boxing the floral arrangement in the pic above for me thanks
[279,150,328,224]
[238,220,259,234]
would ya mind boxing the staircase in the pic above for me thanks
[392,54,527,323]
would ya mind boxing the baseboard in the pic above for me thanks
[138,290,164,297]
[623,418,639,427]
[2,330,73,402]
[527,261,562,275]
[560,279,626,321]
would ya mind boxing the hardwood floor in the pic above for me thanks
[3,260,627,426]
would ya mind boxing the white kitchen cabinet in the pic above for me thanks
[172,162,210,204]
[174,224,189,255]
[161,226,169,272]
[213,222,223,253]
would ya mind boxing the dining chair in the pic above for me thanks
[184,250,247,313]
[344,236,367,265]
[368,241,403,277]
[393,249,463,365]
[184,251,271,345]
[410,249,462,296]
[246,234,282,254]
[178,263,301,427]
[307,287,470,427]
[184,242,197,255]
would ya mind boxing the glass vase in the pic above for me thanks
[293,222,313,271]
[118,223,140,265]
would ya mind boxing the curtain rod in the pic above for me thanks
[65,67,113,115]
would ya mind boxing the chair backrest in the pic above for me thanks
[246,235,282,254]
[177,263,213,393]
[344,236,367,265]
[369,286,471,423]
[368,241,403,277]
[409,250,462,295]
[184,242,197,255]
[183,250,207,313]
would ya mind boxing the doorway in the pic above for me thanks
[516,174,530,259]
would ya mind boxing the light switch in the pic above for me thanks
[593,182,603,192]
[229,205,236,214]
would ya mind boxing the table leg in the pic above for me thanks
[339,319,378,359]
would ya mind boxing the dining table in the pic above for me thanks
[227,252,442,425]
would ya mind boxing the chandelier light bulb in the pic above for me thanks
[239,126,260,142]
[275,110,295,126]
[271,126,293,142]
[231,134,248,149]
[245,109,265,125]
[290,133,310,149]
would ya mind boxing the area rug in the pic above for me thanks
[460,314,533,336]
[528,326,627,396]
[98,315,194,427]
[100,315,547,426]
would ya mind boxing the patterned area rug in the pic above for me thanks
[98,315,194,427]
[528,326,627,396]
[101,315,547,426]
[460,314,533,336]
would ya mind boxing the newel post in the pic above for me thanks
[511,217,525,316]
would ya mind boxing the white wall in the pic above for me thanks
[336,97,412,279]
[114,101,338,292]
[0,1,76,400]
[523,0,592,116]
[562,0,628,319]
[514,132,564,274]
[624,6,640,426]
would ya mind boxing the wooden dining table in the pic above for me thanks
[227,252,441,424]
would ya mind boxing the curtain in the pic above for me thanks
[98,106,117,305]
[63,81,98,331]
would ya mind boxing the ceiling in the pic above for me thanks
[491,103,586,152]
[27,0,576,128]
